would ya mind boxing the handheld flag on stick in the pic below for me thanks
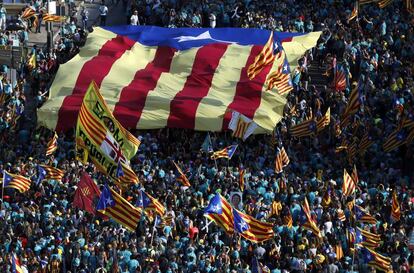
[355,227,381,249]
[390,191,401,222]
[96,185,141,231]
[378,0,393,8]
[138,190,166,216]
[239,168,245,191]
[2,171,31,193]
[228,111,258,140]
[233,208,274,243]
[201,133,213,153]
[76,82,139,185]
[42,13,66,22]
[360,246,392,272]
[342,169,356,197]
[348,2,359,21]
[274,146,289,174]
[333,64,347,92]
[73,172,101,215]
[290,108,330,138]
[46,132,58,156]
[300,198,322,238]
[354,205,377,225]
[173,161,191,187]
[39,164,65,181]
[204,193,234,234]
[10,253,24,273]
[211,145,238,160]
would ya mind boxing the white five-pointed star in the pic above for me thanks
[211,204,220,212]
[238,221,248,230]
[105,197,114,206]
[174,31,236,44]
[283,64,289,72]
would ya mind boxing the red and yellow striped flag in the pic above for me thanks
[204,193,235,234]
[378,0,393,8]
[43,13,65,22]
[37,27,321,134]
[233,208,275,243]
[39,165,65,181]
[348,2,359,21]
[391,191,400,221]
[239,168,245,191]
[2,171,31,193]
[343,169,356,197]
[172,161,191,187]
[139,190,166,216]
[335,244,344,260]
[21,7,36,19]
[46,132,58,156]
[247,32,275,79]
[275,146,289,174]
[282,208,293,228]
[97,185,142,231]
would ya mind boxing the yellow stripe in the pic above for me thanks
[107,207,139,227]
[104,210,137,231]
[38,28,117,129]
[284,32,322,70]
[137,48,198,129]
[99,42,157,110]
[194,44,251,131]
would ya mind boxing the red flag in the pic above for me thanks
[73,172,101,215]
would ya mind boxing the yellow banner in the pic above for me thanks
[83,81,140,160]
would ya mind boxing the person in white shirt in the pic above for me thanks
[130,10,139,25]
[0,4,7,31]
[99,1,108,26]
[209,13,216,28]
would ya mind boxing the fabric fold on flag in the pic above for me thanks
[173,161,191,187]
[228,111,258,140]
[39,164,65,181]
[342,168,357,197]
[390,191,401,221]
[46,132,58,156]
[354,205,377,224]
[38,26,321,133]
[211,145,238,160]
[96,184,141,231]
[233,208,274,243]
[2,171,31,193]
[73,172,101,215]
[75,82,139,185]
[290,108,330,138]
[137,190,166,216]
[360,246,392,272]
[274,146,289,174]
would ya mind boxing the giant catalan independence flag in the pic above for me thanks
[38,26,320,133]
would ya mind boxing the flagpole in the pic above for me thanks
[350,175,358,272]
[1,170,4,201]
[150,216,157,247]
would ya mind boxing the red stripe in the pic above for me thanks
[167,43,228,129]
[222,45,271,130]
[113,46,176,128]
[56,35,136,131]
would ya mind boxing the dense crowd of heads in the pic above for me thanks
[0,0,413,272]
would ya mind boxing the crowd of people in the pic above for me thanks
[0,0,414,272]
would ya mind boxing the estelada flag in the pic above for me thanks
[38,26,321,134]
[73,172,101,215]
